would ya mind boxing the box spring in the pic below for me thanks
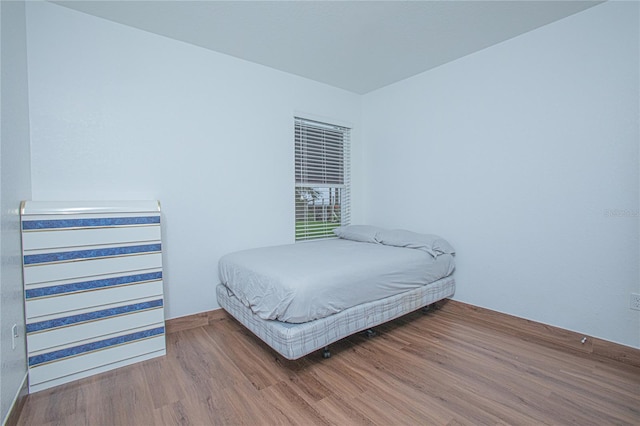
[216,275,455,360]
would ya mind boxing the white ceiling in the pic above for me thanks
[52,0,603,94]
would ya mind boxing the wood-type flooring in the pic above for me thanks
[16,303,640,425]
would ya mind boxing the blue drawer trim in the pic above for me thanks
[22,216,160,230]
[24,244,161,265]
[25,271,162,299]
[28,326,165,367]
[26,299,164,333]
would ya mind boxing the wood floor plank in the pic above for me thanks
[311,394,377,426]
[141,356,187,409]
[259,381,332,425]
[296,353,373,402]
[342,340,521,425]
[16,308,640,425]
[202,322,301,391]
[194,381,291,426]
[398,319,622,424]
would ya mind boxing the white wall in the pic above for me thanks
[1,0,31,421]
[363,2,639,348]
[25,1,362,320]
[23,1,640,349]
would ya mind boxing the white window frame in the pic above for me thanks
[295,116,351,241]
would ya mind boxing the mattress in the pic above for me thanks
[216,274,455,360]
[218,239,455,323]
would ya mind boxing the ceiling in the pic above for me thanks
[52,0,603,94]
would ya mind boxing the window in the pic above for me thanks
[295,117,351,241]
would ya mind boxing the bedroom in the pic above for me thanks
[1,0,638,424]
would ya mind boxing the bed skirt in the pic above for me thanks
[216,275,455,360]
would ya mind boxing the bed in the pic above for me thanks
[216,225,456,359]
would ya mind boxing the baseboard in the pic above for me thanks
[2,372,28,426]
[166,302,640,369]
[165,308,227,334]
[438,300,640,369]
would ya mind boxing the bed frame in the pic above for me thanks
[216,275,455,360]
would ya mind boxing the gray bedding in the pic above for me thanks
[218,238,455,323]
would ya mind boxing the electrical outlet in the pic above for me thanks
[631,293,640,311]
[11,324,18,350]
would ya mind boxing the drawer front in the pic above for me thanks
[23,252,162,285]
[26,276,163,319]
[22,225,161,251]
[27,301,164,352]
[29,333,166,391]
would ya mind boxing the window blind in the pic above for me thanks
[295,117,351,241]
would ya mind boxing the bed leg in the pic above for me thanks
[365,329,377,338]
[322,347,331,359]
[422,302,442,314]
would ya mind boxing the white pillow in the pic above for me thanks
[333,225,383,243]
[377,229,455,258]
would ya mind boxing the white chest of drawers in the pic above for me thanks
[21,201,166,393]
